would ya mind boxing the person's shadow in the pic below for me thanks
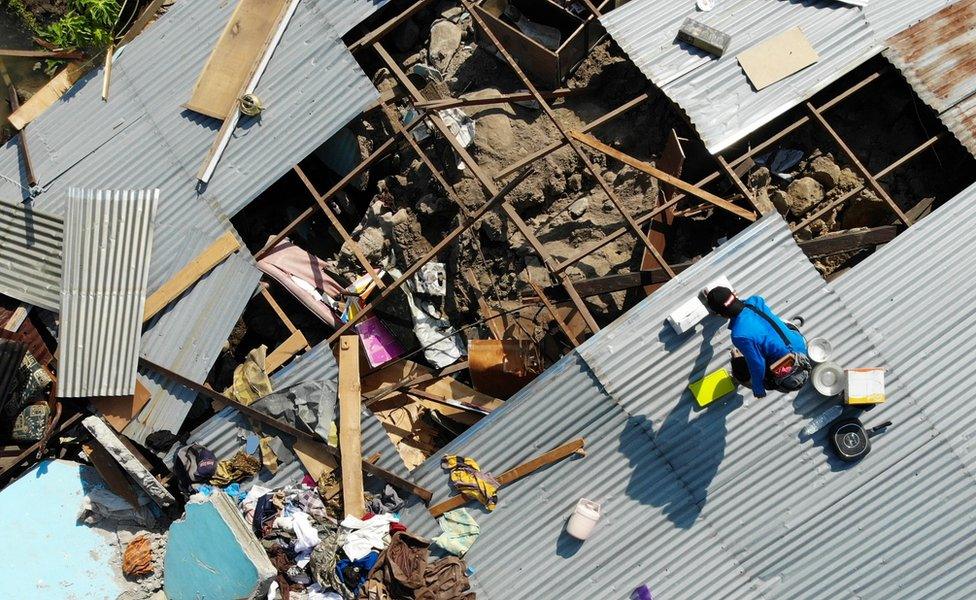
[617,317,743,529]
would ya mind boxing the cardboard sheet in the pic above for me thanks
[737,27,819,91]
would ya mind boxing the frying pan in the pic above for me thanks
[828,417,892,462]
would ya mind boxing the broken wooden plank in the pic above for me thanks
[100,44,114,101]
[796,226,898,257]
[905,196,937,223]
[738,27,819,91]
[8,62,87,130]
[338,335,365,518]
[293,438,339,482]
[362,360,502,426]
[90,380,151,433]
[429,438,586,517]
[0,48,84,59]
[543,226,898,299]
[266,329,308,373]
[185,0,291,118]
[3,303,30,332]
[197,0,299,182]
[570,131,757,221]
[143,231,240,322]
[119,0,172,46]
[528,281,579,346]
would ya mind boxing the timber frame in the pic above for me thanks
[223,2,953,366]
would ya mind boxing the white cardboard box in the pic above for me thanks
[666,275,733,335]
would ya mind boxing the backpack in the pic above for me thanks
[744,304,811,391]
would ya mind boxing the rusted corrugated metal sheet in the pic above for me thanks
[0,303,53,367]
[0,199,62,311]
[885,0,976,157]
[59,188,158,398]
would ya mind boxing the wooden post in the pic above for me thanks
[338,335,365,518]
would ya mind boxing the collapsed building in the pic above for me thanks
[0,0,975,598]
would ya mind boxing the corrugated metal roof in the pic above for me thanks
[124,252,261,444]
[270,340,339,389]
[0,0,383,291]
[600,0,883,153]
[0,199,62,311]
[864,0,954,41]
[834,179,976,468]
[59,188,158,398]
[883,0,976,158]
[399,213,976,599]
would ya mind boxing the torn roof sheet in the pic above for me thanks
[0,199,62,311]
[600,0,882,153]
[884,0,976,159]
[0,0,384,292]
[59,188,158,398]
[400,213,976,599]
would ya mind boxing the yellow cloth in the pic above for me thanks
[223,346,273,406]
[211,451,261,486]
[259,436,279,474]
[442,455,499,511]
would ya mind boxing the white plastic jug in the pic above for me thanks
[566,498,601,540]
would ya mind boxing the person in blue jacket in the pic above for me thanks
[705,287,810,397]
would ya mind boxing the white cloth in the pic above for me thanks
[307,583,342,600]
[339,513,398,560]
[292,511,321,553]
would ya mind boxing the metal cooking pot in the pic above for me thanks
[828,417,892,462]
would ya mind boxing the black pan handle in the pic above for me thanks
[868,421,893,436]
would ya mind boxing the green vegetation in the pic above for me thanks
[40,0,122,51]
[3,0,123,73]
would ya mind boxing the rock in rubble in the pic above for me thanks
[416,193,448,215]
[473,112,515,154]
[480,210,506,242]
[393,19,420,52]
[837,167,860,191]
[748,166,772,190]
[808,156,841,190]
[566,172,583,193]
[786,176,824,215]
[770,189,791,214]
[841,190,889,229]
[568,196,589,219]
[753,187,776,215]
[429,19,463,71]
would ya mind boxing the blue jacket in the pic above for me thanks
[729,296,807,397]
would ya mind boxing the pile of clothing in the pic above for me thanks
[207,475,478,600]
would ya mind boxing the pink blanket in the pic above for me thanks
[257,238,346,328]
